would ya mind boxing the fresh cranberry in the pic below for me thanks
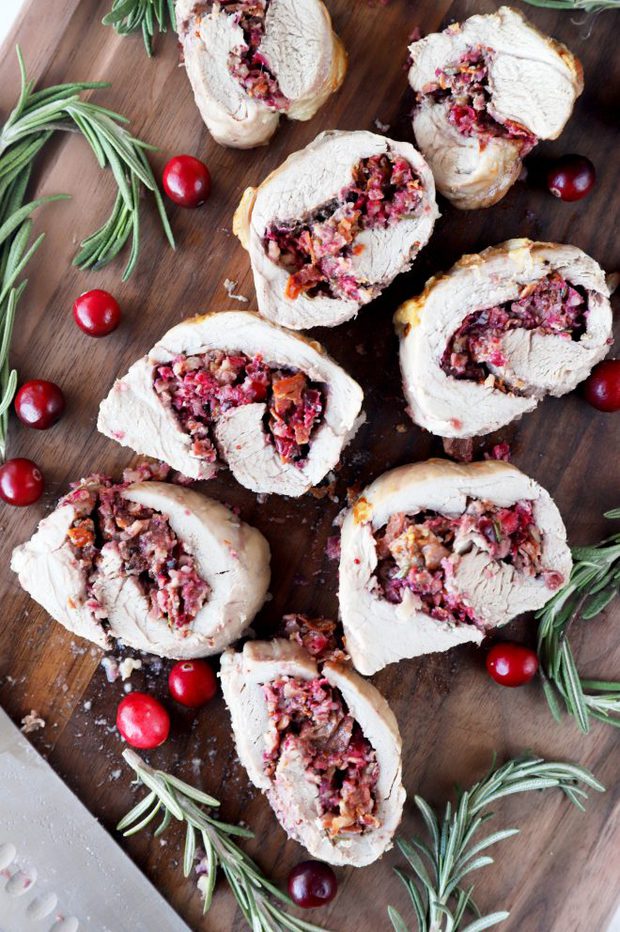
[15,380,65,429]
[0,458,44,506]
[73,289,121,337]
[546,155,596,202]
[486,642,539,688]
[583,360,620,412]
[162,155,211,208]
[116,693,170,749]
[168,660,217,708]
[288,861,338,909]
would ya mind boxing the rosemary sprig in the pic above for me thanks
[388,757,604,932]
[118,750,329,932]
[521,0,619,9]
[536,508,620,733]
[0,48,175,458]
[103,0,177,56]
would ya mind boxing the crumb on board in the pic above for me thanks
[101,656,120,683]
[119,658,143,681]
[223,278,249,303]
[21,710,45,734]
[396,423,407,433]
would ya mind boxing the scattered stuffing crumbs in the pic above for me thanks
[101,656,120,683]
[223,278,249,303]
[355,343,367,355]
[395,423,407,433]
[21,710,45,734]
[442,437,474,463]
[109,768,122,781]
[83,700,92,711]
[119,658,143,681]
[326,535,341,561]
[374,118,391,133]
[485,442,512,462]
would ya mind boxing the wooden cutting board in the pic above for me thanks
[1,1,618,930]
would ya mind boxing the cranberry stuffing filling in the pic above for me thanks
[263,675,379,838]
[63,467,210,631]
[282,614,348,665]
[153,351,324,473]
[441,272,588,391]
[418,46,537,152]
[374,499,562,626]
[196,0,287,109]
[263,153,424,302]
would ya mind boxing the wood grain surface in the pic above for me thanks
[1,1,619,930]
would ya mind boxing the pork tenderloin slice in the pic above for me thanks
[176,0,279,149]
[235,130,438,330]
[176,0,346,149]
[220,639,405,866]
[339,459,572,675]
[412,104,522,210]
[261,0,347,120]
[10,505,110,649]
[395,239,612,439]
[408,6,582,209]
[98,310,363,495]
[104,482,270,659]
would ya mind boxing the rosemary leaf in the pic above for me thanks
[536,510,620,730]
[389,757,603,932]
[103,0,177,56]
[118,750,328,932]
[0,48,175,459]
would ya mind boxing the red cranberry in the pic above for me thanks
[162,155,211,208]
[583,360,620,412]
[486,642,539,688]
[0,458,44,506]
[288,861,338,909]
[73,289,121,337]
[168,660,217,708]
[546,155,596,202]
[116,693,170,749]
[15,380,65,429]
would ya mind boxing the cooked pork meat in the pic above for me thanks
[395,240,612,439]
[339,459,572,675]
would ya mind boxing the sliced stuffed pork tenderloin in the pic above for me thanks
[176,0,347,148]
[338,459,572,676]
[408,6,583,209]
[234,130,439,329]
[220,623,405,867]
[98,311,363,497]
[11,466,270,658]
[395,240,612,439]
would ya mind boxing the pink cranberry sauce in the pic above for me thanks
[374,499,563,626]
[62,464,210,630]
[442,272,588,389]
[154,351,324,474]
[196,1,287,109]
[418,46,537,151]
[263,673,379,838]
[263,153,424,302]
